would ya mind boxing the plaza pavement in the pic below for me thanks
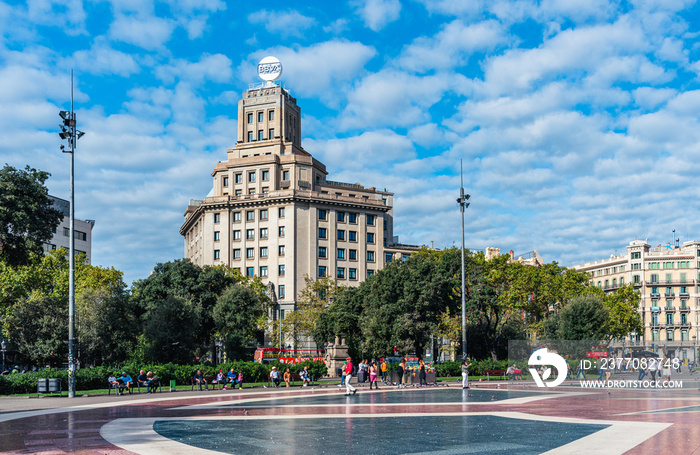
[0,372,698,454]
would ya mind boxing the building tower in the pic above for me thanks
[180,65,419,346]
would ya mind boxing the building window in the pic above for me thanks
[74,231,87,241]
[367,215,375,225]
[651,274,658,283]
[246,210,255,221]
[235,189,242,196]
[279,265,285,276]
[337,230,345,241]
[260,209,268,220]
[319,209,327,220]
[349,213,357,223]
[279,284,285,298]
[319,247,327,258]
[247,113,253,123]
[233,230,241,240]
[262,170,269,181]
[349,231,357,242]
[282,170,290,181]
[235,173,243,184]
[279,245,285,256]
[666,330,674,341]
[631,252,641,259]
[63,227,69,236]
[260,228,268,239]
[258,129,264,141]
[233,249,241,259]
[366,270,374,278]
[247,173,255,184]
[349,268,357,280]
[666,313,674,325]
[279,207,285,218]
[279,226,285,237]
[337,249,345,260]
[260,247,268,258]
[349,249,357,260]
[319,228,327,239]
[367,232,375,243]
[269,110,275,121]
[269,128,275,139]
[247,248,254,258]
[214,250,220,260]
[337,267,345,279]
[633,275,640,284]
[248,188,256,195]
[246,267,254,277]
[246,229,255,240]
[337,211,345,222]
[367,251,375,262]
[247,131,253,142]
[258,111,264,122]
[214,213,220,223]
[223,177,229,187]
[386,252,393,263]
[318,266,326,277]
[262,187,268,194]
[214,231,220,241]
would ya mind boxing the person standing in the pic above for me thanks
[339,361,347,388]
[380,359,388,383]
[461,359,472,389]
[283,368,291,387]
[419,359,427,387]
[345,356,357,395]
[369,362,378,390]
[397,359,405,388]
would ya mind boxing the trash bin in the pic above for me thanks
[170,380,176,392]
[48,378,61,395]
[37,379,48,395]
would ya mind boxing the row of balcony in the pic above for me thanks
[648,322,692,328]
[645,279,696,285]
[649,306,692,312]
[649,292,691,299]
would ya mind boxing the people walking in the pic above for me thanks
[369,362,378,389]
[461,359,473,389]
[419,359,427,387]
[345,356,357,395]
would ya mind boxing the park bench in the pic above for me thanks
[484,369,508,380]
[191,375,223,391]
[108,379,133,395]
[268,372,314,387]
[136,379,162,393]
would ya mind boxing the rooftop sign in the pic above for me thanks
[258,56,282,82]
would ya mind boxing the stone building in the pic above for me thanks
[180,81,419,345]
[573,239,700,362]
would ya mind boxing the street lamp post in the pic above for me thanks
[456,160,470,360]
[58,70,85,398]
[1,340,6,373]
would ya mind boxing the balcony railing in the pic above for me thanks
[664,306,676,312]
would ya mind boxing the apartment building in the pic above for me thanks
[180,81,419,334]
[573,239,700,362]
[43,196,95,263]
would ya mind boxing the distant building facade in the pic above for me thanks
[573,240,700,362]
[180,82,419,343]
[43,196,95,264]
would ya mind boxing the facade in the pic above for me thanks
[180,81,418,340]
[43,196,95,264]
[573,240,700,362]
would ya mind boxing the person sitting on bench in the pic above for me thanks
[194,369,208,390]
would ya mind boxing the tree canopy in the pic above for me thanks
[0,165,62,266]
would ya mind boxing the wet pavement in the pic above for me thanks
[0,379,698,454]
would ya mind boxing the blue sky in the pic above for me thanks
[2,0,700,285]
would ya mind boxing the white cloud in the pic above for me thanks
[399,20,507,73]
[72,39,140,77]
[353,0,402,32]
[247,9,316,38]
[242,40,376,106]
[155,54,233,85]
[339,70,456,130]
[305,130,415,171]
[109,14,175,50]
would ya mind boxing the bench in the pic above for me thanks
[108,380,133,395]
[484,369,507,380]
[268,372,314,387]
[191,375,227,391]
[136,379,162,393]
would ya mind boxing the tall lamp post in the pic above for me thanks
[58,71,85,398]
[456,160,470,360]
[1,340,6,373]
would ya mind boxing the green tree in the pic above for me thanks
[0,165,62,266]
[313,286,364,358]
[7,295,67,366]
[213,284,266,359]
[603,284,643,341]
[281,275,341,347]
[552,294,609,342]
[141,294,201,364]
